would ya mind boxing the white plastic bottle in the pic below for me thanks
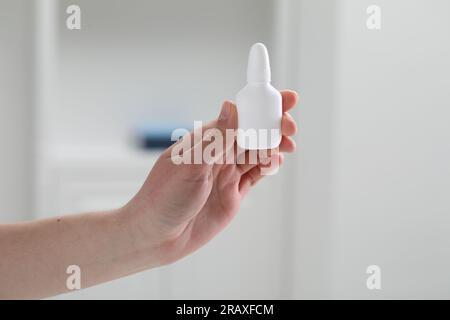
[236,43,282,150]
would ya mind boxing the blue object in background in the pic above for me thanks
[134,123,193,150]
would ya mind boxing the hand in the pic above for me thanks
[124,90,299,265]
[0,90,298,299]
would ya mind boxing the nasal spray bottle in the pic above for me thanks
[236,43,282,150]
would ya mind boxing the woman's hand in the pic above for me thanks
[125,90,299,265]
[0,91,298,299]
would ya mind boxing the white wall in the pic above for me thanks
[287,0,450,299]
[330,0,450,298]
[0,0,33,222]
[291,0,338,299]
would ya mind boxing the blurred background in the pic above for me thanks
[1,0,450,299]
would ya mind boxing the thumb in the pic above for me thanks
[189,101,237,166]
[167,101,238,166]
[212,101,238,163]
[217,100,238,131]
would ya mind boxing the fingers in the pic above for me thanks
[237,150,273,174]
[281,90,299,112]
[239,153,284,196]
[279,136,296,153]
[165,93,297,176]
[236,134,295,173]
[281,112,297,136]
[278,151,285,165]
[239,166,262,196]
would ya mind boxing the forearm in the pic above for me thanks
[0,207,160,299]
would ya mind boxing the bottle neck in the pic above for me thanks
[247,80,270,86]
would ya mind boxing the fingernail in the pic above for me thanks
[219,102,231,122]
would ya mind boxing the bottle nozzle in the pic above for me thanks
[247,43,271,83]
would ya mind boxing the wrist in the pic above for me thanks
[113,203,166,269]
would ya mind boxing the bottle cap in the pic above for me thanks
[247,43,271,83]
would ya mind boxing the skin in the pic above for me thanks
[0,90,298,299]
